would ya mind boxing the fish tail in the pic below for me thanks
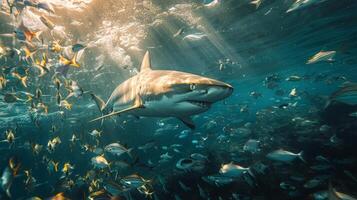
[34,31,43,42]
[90,93,106,112]
[24,47,31,58]
[25,95,32,103]
[6,187,11,198]
[24,31,34,42]
[127,148,134,159]
[21,76,28,87]
[24,47,36,62]
[70,53,80,68]
[247,167,255,179]
[54,162,59,172]
[298,151,306,163]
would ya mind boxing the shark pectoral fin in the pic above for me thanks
[178,116,195,129]
[89,95,145,123]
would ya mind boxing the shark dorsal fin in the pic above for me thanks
[140,51,152,72]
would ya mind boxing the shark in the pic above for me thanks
[90,51,233,129]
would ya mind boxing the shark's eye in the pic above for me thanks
[190,83,196,91]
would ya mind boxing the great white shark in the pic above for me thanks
[90,51,233,129]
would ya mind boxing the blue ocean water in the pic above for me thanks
[0,0,357,199]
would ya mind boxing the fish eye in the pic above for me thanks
[190,83,196,91]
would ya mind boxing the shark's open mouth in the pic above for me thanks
[187,100,212,108]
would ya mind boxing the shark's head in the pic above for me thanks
[169,73,232,111]
[132,51,234,117]
[141,69,233,116]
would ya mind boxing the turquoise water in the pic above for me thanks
[0,0,357,199]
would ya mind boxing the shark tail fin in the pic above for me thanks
[90,93,106,125]
[89,95,144,123]
[90,93,106,112]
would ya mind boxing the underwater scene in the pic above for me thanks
[0,0,357,199]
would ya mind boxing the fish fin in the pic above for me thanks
[178,116,195,129]
[6,187,11,198]
[54,162,59,172]
[127,148,134,159]
[89,95,144,123]
[90,93,106,112]
[298,151,306,163]
[21,76,27,87]
[247,167,256,179]
[250,0,261,9]
[65,92,74,100]
[70,53,80,68]
[83,90,91,95]
[140,51,152,72]
[24,31,34,42]
[23,47,36,62]
[34,31,43,42]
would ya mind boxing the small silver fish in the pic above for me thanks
[104,143,132,157]
[266,149,305,163]
[120,174,150,189]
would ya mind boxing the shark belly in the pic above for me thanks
[125,95,210,117]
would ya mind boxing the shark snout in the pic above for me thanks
[186,83,233,103]
[205,84,233,102]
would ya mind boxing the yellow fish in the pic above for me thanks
[59,100,72,110]
[8,156,21,176]
[37,102,48,114]
[62,163,73,176]
[0,74,7,90]
[59,53,80,68]
[23,30,42,43]
[34,55,50,77]
[50,41,63,53]
[50,192,70,200]
[23,46,37,61]
[12,72,28,88]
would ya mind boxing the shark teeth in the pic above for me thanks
[187,100,211,108]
